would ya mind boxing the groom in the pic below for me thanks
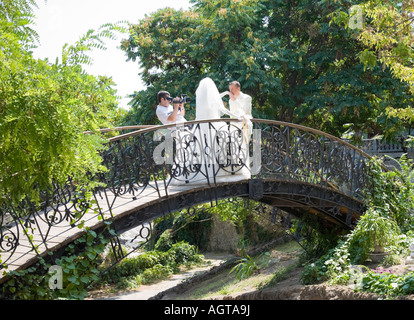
[226,81,252,119]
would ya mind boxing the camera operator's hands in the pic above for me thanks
[179,103,185,117]
[173,97,185,117]
[178,103,185,114]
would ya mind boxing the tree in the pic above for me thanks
[0,0,124,205]
[331,0,414,137]
[121,0,414,141]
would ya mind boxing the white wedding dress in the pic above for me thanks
[170,78,251,185]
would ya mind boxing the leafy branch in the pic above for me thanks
[62,21,129,66]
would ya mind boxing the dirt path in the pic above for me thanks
[160,247,302,300]
[88,253,232,300]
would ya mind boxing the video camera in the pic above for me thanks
[167,94,191,104]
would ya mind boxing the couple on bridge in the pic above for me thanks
[155,78,255,185]
[156,78,252,130]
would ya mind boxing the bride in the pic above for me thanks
[170,77,252,185]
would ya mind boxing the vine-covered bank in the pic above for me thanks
[300,156,414,298]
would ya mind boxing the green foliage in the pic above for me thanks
[366,155,414,231]
[347,208,399,263]
[52,230,108,300]
[330,0,414,137]
[152,208,213,251]
[120,0,413,142]
[217,200,282,246]
[345,155,414,263]
[230,255,258,281]
[153,229,175,252]
[0,0,40,47]
[300,156,414,290]
[1,258,51,300]
[140,264,174,285]
[169,241,203,265]
[2,238,204,298]
[1,228,109,300]
[0,1,124,206]
[359,269,414,297]
[292,215,344,263]
[208,199,252,227]
[300,239,350,285]
[152,199,279,253]
[300,259,329,285]
[61,22,128,67]
[102,241,204,290]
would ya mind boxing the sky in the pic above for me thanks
[32,0,192,109]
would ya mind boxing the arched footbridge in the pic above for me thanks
[0,119,376,283]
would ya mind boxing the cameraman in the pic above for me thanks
[156,91,186,125]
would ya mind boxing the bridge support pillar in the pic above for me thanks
[249,179,264,201]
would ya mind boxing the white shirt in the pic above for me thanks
[156,105,186,125]
[229,92,252,118]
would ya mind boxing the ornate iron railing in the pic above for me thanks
[0,119,375,278]
[96,119,372,200]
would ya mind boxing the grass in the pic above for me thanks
[172,240,302,299]
[275,241,302,253]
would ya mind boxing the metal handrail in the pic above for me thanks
[83,125,157,135]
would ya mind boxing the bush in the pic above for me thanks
[106,252,160,280]
[141,264,173,284]
[2,229,109,300]
[358,269,414,297]
[154,229,174,252]
[102,241,204,289]
[300,260,330,285]
[230,255,258,280]
[169,241,203,265]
